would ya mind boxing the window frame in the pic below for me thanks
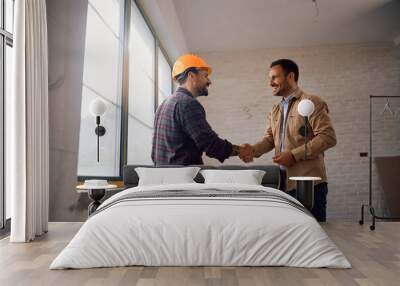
[78,0,125,179]
[1,0,14,230]
[77,0,173,181]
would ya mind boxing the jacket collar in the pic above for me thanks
[292,87,302,99]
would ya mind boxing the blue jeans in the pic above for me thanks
[287,183,328,222]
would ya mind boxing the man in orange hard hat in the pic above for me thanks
[152,54,252,165]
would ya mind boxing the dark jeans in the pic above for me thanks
[279,169,328,222]
[288,183,328,222]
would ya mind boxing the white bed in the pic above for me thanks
[50,183,351,269]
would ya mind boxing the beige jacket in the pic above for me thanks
[252,88,337,191]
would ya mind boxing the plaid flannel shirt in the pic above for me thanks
[152,87,233,165]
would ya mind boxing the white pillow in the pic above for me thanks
[200,169,266,185]
[135,167,201,186]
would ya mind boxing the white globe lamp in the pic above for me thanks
[297,99,315,117]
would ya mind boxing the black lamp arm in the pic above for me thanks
[304,116,309,161]
[94,116,106,162]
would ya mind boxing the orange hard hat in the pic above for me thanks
[172,54,212,80]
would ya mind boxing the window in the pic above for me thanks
[4,44,11,220]
[5,0,12,33]
[127,2,155,165]
[0,36,3,230]
[77,0,173,178]
[1,0,14,229]
[157,47,172,106]
[77,0,123,177]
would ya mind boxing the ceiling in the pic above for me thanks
[172,0,400,52]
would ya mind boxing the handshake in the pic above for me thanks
[237,144,255,163]
[233,144,296,167]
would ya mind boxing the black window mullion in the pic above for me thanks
[5,36,11,46]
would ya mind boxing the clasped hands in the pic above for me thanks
[238,144,255,163]
[238,144,296,167]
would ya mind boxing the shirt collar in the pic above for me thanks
[282,95,293,104]
[177,87,194,98]
[281,87,300,104]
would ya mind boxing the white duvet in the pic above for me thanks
[50,183,351,269]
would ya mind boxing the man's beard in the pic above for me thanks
[272,83,290,97]
[197,85,209,97]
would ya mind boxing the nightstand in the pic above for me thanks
[76,184,118,215]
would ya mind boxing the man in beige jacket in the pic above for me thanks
[240,59,336,222]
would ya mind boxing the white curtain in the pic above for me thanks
[9,0,49,242]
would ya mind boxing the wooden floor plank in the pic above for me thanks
[0,222,399,286]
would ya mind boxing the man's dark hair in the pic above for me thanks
[176,67,199,85]
[270,59,299,82]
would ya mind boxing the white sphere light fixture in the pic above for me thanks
[89,98,107,117]
[297,99,315,117]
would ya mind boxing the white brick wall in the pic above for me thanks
[197,42,400,221]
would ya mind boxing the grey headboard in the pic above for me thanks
[123,165,281,189]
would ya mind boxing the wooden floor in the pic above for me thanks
[0,222,399,286]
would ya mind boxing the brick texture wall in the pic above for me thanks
[197,42,400,221]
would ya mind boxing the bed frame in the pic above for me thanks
[123,164,281,189]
